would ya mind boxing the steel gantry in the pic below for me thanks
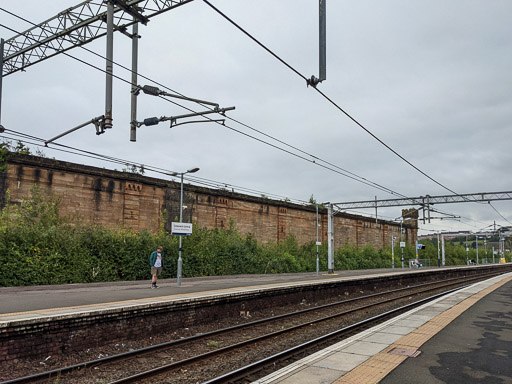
[333,191,512,224]
[323,191,512,273]
[1,0,193,76]
[1,0,326,139]
[1,0,197,140]
[333,191,512,210]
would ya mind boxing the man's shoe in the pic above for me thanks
[154,284,159,288]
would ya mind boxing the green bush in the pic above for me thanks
[0,186,508,287]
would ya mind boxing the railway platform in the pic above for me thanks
[256,271,512,384]
[1,265,511,383]
[0,267,417,316]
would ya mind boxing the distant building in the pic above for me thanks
[419,231,471,241]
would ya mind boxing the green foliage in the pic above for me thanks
[14,140,31,155]
[1,140,37,172]
[0,188,509,287]
[122,163,145,175]
[0,142,8,172]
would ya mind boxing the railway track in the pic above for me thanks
[3,271,501,384]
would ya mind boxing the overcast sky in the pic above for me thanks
[1,0,511,236]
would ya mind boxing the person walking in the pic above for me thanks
[150,246,163,289]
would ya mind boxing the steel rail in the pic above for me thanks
[2,271,500,384]
[204,284,472,384]
[108,273,498,383]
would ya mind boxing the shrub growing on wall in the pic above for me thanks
[1,186,505,287]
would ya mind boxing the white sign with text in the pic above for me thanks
[171,222,193,236]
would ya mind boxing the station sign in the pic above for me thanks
[171,222,193,236]
[400,242,406,248]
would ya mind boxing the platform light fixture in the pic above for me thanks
[170,167,200,286]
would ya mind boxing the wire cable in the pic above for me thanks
[3,10,509,231]
[3,132,508,233]
[488,202,512,225]
[0,9,407,199]
[1,130,309,204]
[201,0,462,197]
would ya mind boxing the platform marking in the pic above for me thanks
[333,275,512,384]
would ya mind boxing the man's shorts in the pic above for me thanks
[151,266,162,276]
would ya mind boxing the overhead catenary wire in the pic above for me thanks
[0,9,407,199]
[1,131,507,233]
[2,7,510,227]
[3,126,505,238]
[199,0,512,227]
[200,0,460,196]
[488,202,512,226]
[0,130,310,204]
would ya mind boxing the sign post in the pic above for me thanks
[400,241,406,269]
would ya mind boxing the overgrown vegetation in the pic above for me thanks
[0,140,40,173]
[0,186,509,287]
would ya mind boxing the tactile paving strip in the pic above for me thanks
[333,275,512,384]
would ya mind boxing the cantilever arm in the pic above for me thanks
[138,85,220,109]
[170,119,225,128]
[44,115,105,146]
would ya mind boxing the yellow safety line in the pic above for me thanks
[334,276,512,384]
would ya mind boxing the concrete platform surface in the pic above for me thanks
[381,274,512,384]
[255,272,512,384]
[0,268,422,319]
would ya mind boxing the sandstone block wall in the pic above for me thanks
[1,154,417,248]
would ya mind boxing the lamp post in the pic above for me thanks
[172,167,199,286]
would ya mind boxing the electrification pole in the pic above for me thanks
[466,235,469,265]
[316,203,319,275]
[437,233,440,267]
[130,20,139,142]
[104,0,114,129]
[391,236,395,269]
[400,219,404,269]
[476,235,479,265]
[319,0,326,82]
[327,203,334,274]
[0,38,4,129]
[441,233,446,266]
